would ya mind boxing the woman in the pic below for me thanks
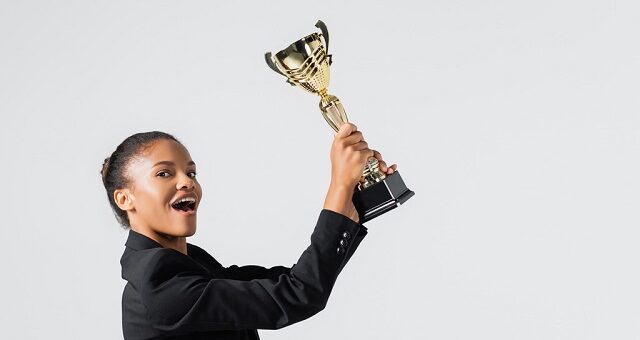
[100,123,397,339]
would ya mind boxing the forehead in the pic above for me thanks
[144,139,190,159]
[130,139,194,170]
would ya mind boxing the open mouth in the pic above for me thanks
[171,198,197,213]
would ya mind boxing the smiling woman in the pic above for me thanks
[100,132,202,255]
[100,132,182,226]
[100,126,393,339]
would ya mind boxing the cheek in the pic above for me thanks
[136,183,170,211]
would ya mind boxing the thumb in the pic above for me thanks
[336,122,357,138]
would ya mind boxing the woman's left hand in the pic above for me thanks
[371,149,397,175]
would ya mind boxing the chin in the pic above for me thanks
[184,226,197,237]
[162,221,197,238]
[171,222,196,236]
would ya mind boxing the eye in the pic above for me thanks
[156,170,196,178]
[156,170,172,178]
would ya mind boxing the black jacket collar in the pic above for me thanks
[124,229,200,258]
[125,229,165,251]
[122,229,215,280]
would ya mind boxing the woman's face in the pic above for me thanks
[118,139,202,238]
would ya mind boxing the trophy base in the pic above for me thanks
[351,170,415,223]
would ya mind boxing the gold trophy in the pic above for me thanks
[265,20,414,222]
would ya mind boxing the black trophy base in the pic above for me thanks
[351,170,415,223]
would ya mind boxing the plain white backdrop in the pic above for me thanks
[1,0,638,339]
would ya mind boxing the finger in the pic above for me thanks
[336,122,357,139]
[360,148,374,160]
[343,131,364,145]
[352,140,369,151]
[377,159,388,172]
[387,164,397,174]
[371,150,388,172]
[371,149,383,162]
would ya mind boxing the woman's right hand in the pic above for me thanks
[329,123,374,190]
[323,123,374,223]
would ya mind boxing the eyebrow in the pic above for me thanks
[153,160,196,167]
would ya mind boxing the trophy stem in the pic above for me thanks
[318,88,329,100]
[359,157,386,190]
[318,92,346,133]
[318,94,387,190]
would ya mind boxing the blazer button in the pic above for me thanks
[336,246,345,255]
[342,231,351,240]
[339,239,348,247]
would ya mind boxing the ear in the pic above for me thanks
[114,188,134,212]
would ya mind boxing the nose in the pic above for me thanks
[177,173,196,190]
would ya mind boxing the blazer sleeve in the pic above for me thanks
[223,264,292,281]
[223,221,368,281]
[138,209,368,335]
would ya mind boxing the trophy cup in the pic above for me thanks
[265,20,414,223]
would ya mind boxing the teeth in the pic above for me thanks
[172,197,196,208]
[175,197,196,204]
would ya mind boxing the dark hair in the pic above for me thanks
[100,131,182,229]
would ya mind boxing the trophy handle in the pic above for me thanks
[315,20,330,56]
[265,52,296,86]
[264,52,285,76]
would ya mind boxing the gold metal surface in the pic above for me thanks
[266,20,386,190]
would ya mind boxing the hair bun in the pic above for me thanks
[101,157,111,178]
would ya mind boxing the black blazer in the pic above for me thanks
[120,209,368,340]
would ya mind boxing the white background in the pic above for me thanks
[1,1,638,339]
